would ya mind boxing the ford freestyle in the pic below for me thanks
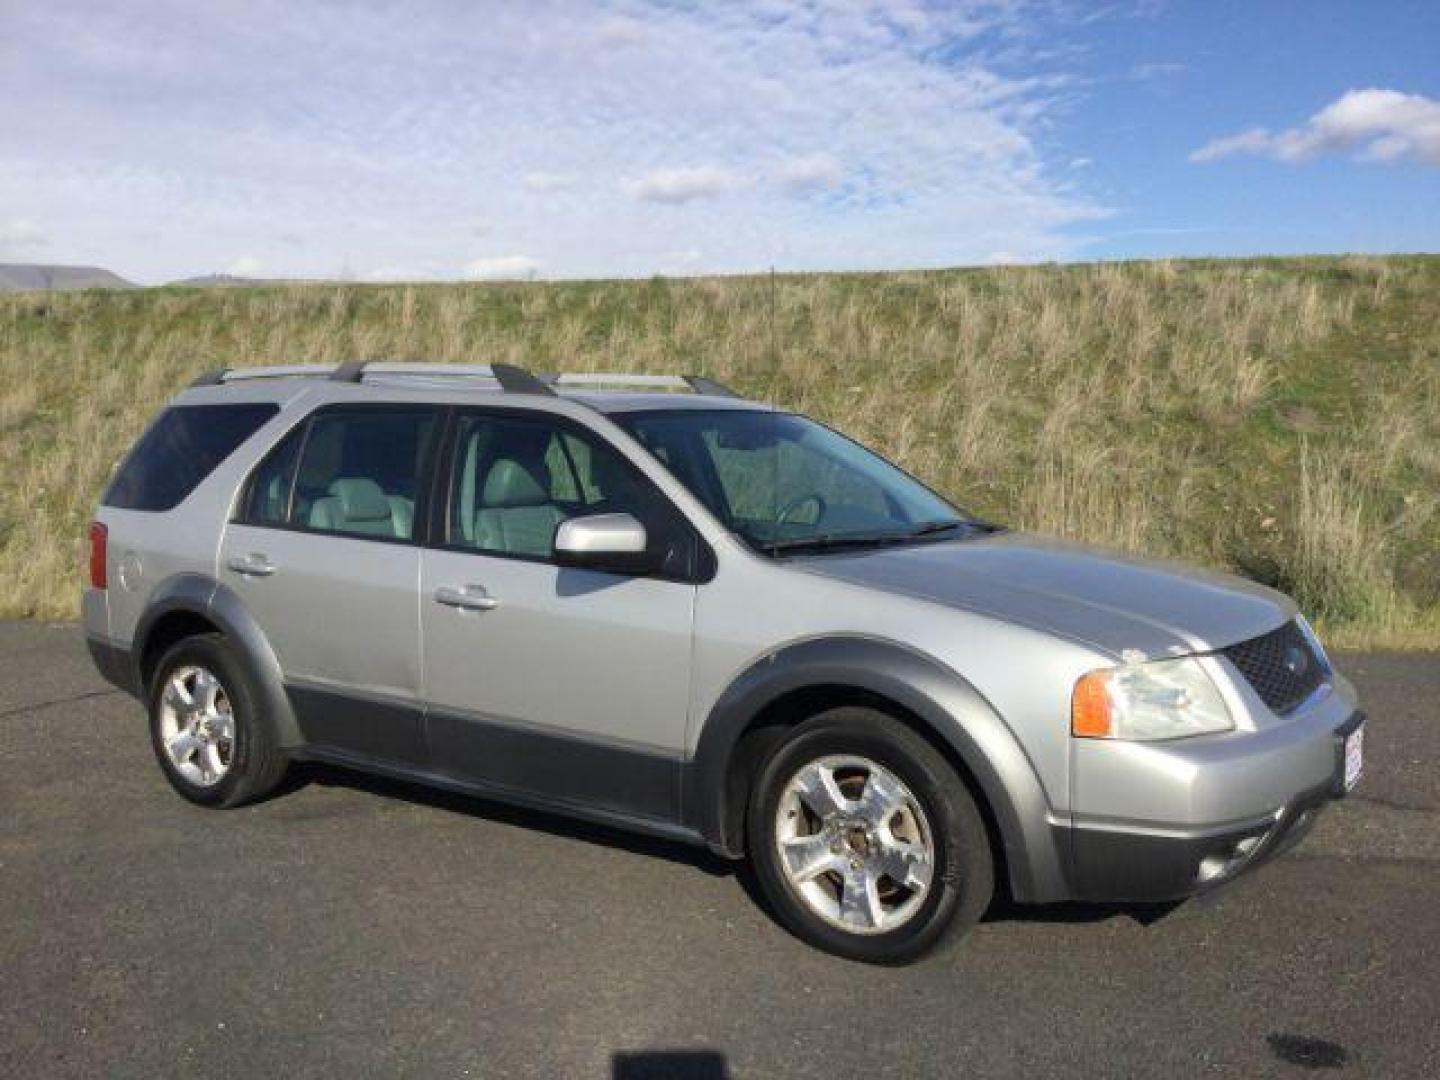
[83,363,1364,963]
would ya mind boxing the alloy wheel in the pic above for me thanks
[157,664,235,788]
[773,754,936,934]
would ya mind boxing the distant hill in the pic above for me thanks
[0,264,135,291]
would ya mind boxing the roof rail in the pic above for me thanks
[188,361,555,395]
[191,364,334,386]
[331,362,554,395]
[683,375,738,398]
[545,372,738,398]
[187,363,736,399]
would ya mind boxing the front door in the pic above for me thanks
[420,409,698,822]
[220,404,440,765]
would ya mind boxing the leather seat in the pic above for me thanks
[473,458,565,556]
[308,478,413,538]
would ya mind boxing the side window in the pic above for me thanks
[238,422,306,526]
[103,403,279,511]
[285,408,436,541]
[446,413,684,563]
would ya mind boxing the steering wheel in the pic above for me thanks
[776,493,827,526]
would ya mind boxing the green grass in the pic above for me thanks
[2,254,1438,647]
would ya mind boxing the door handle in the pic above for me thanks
[227,553,276,578]
[433,584,500,612]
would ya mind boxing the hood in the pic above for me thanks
[793,531,1295,659]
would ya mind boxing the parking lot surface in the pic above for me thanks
[2,621,1437,1078]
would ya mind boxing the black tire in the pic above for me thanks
[147,633,288,808]
[746,707,994,964]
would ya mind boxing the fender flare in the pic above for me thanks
[131,574,305,750]
[682,636,1068,904]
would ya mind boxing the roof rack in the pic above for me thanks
[189,362,554,395]
[187,362,737,399]
[544,372,738,398]
[333,362,554,395]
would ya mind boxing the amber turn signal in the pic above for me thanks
[1071,670,1113,738]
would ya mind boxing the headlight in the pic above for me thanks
[1296,614,1332,673]
[1072,655,1234,741]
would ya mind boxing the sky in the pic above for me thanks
[0,0,1436,284]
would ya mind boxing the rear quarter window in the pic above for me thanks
[102,403,279,511]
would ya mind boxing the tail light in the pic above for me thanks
[88,521,108,589]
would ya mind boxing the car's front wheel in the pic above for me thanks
[747,707,994,963]
[148,633,287,808]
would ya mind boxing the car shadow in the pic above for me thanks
[612,1050,730,1079]
[294,761,737,878]
[983,894,1185,927]
[293,762,1188,931]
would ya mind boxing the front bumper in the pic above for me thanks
[1061,679,1362,903]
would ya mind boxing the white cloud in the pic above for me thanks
[226,255,262,276]
[462,255,540,280]
[1192,89,1440,167]
[624,166,750,204]
[1189,128,1273,163]
[523,172,576,193]
[596,16,647,49]
[0,1,1109,281]
[779,153,845,193]
[0,218,47,254]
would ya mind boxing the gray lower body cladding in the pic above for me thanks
[1060,710,1363,903]
[1062,779,1332,903]
[86,633,140,696]
[83,631,1356,907]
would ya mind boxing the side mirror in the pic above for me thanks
[553,513,658,574]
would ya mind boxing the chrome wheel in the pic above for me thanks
[773,754,935,935]
[158,664,235,788]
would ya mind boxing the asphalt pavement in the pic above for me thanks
[1,621,1437,1078]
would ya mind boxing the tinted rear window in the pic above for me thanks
[103,403,279,511]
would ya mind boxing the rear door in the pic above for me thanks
[220,403,440,765]
[419,408,700,822]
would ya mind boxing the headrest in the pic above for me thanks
[328,478,392,522]
[482,459,549,508]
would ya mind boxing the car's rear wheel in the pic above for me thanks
[148,633,287,808]
[747,707,994,964]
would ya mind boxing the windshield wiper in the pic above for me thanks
[907,519,968,537]
[761,532,896,555]
[760,519,988,556]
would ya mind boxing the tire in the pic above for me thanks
[147,633,287,808]
[746,707,994,964]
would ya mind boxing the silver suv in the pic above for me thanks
[84,363,1365,963]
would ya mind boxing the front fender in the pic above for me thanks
[683,636,1069,904]
[132,574,304,750]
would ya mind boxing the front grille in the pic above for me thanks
[1222,620,1327,714]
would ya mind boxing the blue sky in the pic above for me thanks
[0,1,1436,283]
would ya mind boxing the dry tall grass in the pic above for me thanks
[2,255,1437,646]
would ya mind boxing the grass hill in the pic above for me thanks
[1,254,1436,646]
[0,264,135,291]
[166,274,277,288]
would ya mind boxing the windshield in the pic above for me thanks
[617,409,974,553]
